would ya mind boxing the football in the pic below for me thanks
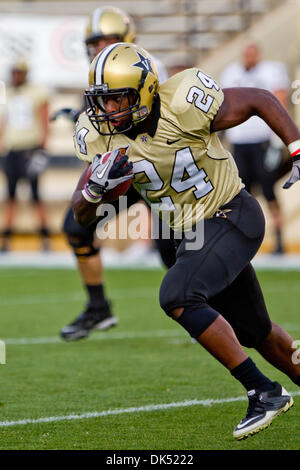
[86,148,133,202]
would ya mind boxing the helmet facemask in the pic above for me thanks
[86,35,122,62]
[86,43,159,136]
[85,85,148,135]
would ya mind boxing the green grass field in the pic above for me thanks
[0,266,299,451]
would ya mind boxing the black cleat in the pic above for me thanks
[233,382,294,440]
[60,302,118,341]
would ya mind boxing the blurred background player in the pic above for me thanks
[54,6,171,341]
[220,41,290,254]
[0,58,50,252]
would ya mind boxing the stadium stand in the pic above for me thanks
[0,0,283,68]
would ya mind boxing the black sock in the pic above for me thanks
[86,284,107,308]
[231,357,274,392]
[275,228,284,253]
[40,227,50,238]
[3,229,12,238]
[1,230,12,251]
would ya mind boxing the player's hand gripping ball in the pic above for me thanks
[86,147,133,202]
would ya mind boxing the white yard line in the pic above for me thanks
[0,391,299,428]
[3,319,300,346]
[0,287,158,306]
[3,329,187,345]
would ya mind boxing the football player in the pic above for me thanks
[57,6,173,341]
[0,58,50,252]
[72,43,300,440]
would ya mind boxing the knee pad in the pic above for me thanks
[175,304,219,339]
[63,207,100,258]
[66,234,100,259]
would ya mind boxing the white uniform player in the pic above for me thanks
[220,43,290,254]
[220,59,289,144]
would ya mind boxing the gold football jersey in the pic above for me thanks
[74,68,244,231]
[2,82,48,151]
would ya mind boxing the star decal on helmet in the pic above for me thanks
[132,51,154,76]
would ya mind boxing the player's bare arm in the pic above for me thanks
[213,87,300,145]
[71,163,98,227]
[213,87,300,189]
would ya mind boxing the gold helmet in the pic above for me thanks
[85,43,159,135]
[85,6,135,59]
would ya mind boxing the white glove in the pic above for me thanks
[282,155,300,189]
[84,147,133,200]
